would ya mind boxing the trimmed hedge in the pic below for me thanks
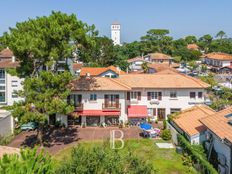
[177,134,217,174]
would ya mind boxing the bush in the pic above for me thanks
[0,148,53,174]
[177,134,217,174]
[161,129,171,140]
[57,142,156,174]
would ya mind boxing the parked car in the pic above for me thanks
[20,122,38,131]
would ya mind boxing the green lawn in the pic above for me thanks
[53,139,198,174]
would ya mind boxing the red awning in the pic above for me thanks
[75,110,120,116]
[128,105,148,118]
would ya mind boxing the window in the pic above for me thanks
[104,94,119,108]
[170,91,177,98]
[11,80,18,87]
[190,92,196,99]
[147,92,162,100]
[130,91,141,100]
[70,94,82,107]
[147,108,156,116]
[0,92,5,102]
[170,108,181,114]
[105,75,110,78]
[198,92,203,99]
[111,75,117,78]
[90,94,97,101]
[0,80,5,84]
[0,69,5,79]
[0,86,5,90]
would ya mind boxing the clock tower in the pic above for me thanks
[111,21,121,45]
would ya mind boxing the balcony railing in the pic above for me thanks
[102,103,121,111]
[74,103,83,111]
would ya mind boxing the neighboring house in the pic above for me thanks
[80,66,126,78]
[201,52,232,68]
[168,105,215,145]
[0,110,14,137]
[127,56,145,71]
[71,62,83,76]
[147,63,179,73]
[144,52,173,64]
[67,72,209,126]
[0,48,24,106]
[200,107,232,174]
[187,44,199,51]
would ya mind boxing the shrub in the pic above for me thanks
[57,142,156,174]
[0,148,53,174]
[161,129,171,140]
[177,134,217,174]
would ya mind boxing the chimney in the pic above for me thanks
[12,56,15,62]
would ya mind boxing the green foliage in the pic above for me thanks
[0,148,53,174]
[199,73,217,88]
[161,129,171,140]
[6,68,18,76]
[177,134,217,174]
[1,11,97,76]
[0,135,14,145]
[141,62,148,73]
[57,142,155,174]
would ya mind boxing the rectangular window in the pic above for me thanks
[70,94,82,107]
[11,80,18,87]
[90,94,97,101]
[170,91,177,98]
[148,92,162,100]
[0,86,5,90]
[130,91,141,100]
[0,69,5,79]
[147,108,153,116]
[104,94,119,108]
[190,92,196,99]
[198,92,203,99]
[0,80,5,84]
[0,92,5,102]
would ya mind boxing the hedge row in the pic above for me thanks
[177,134,217,174]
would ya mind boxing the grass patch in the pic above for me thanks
[54,139,198,174]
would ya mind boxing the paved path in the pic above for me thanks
[8,126,142,154]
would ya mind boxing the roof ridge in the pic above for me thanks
[196,105,215,115]
[177,73,209,88]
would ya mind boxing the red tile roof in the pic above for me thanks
[200,106,232,143]
[0,48,14,58]
[80,66,126,76]
[73,63,83,71]
[147,52,172,60]
[173,105,216,136]
[0,59,19,68]
[127,56,144,63]
[187,44,199,50]
[201,52,232,61]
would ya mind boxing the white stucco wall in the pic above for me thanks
[6,73,24,106]
[129,61,144,71]
[208,130,231,173]
[0,112,14,137]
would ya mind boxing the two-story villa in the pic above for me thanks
[68,70,209,126]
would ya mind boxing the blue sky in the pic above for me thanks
[0,0,232,42]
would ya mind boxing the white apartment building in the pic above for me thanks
[68,71,209,126]
[0,48,24,106]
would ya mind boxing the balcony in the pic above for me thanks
[74,103,84,111]
[102,103,121,111]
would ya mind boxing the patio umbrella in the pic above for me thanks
[139,123,152,130]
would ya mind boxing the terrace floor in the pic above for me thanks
[8,126,144,154]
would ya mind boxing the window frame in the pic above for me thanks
[170,91,177,99]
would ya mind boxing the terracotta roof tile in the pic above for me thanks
[200,106,232,143]
[70,77,131,91]
[0,59,19,68]
[201,52,232,60]
[80,66,126,76]
[146,52,172,60]
[173,105,216,136]
[187,44,199,50]
[127,56,144,63]
[147,63,179,72]
[72,63,83,71]
[0,48,14,58]
[115,73,210,89]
